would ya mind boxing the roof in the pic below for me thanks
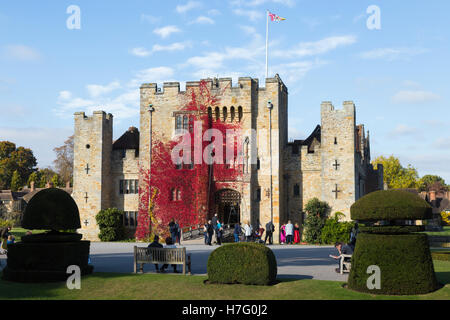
[113,127,140,151]
[0,190,14,201]
[288,125,321,154]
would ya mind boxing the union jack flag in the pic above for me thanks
[268,12,286,22]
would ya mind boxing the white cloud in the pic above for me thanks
[240,25,257,35]
[130,47,152,57]
[3,44,41,61]
[359,47,429,61]
[127,66,175,88]
[190,16,215,25]
[434,137,450,149]
[272,60,328,83]
[231,0,295,7]
[233,9,264,22]
[273,35,357,59]
[86,81,121,98]
[153,25,181,39]
[392,90,440,104]
[208,9,221,16]
[130,42,191,57]
[176,1,201,14]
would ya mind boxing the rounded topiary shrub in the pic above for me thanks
[96,208,125,242]
[207,243,277,285]
[348,233,439,295]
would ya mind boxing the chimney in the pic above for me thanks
[46,181,53,188]
[30,181,35,192]
[66,181,70,189]
[430,190,436,202]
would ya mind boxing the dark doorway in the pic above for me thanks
[214,189,241,225]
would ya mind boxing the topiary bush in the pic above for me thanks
[303,198,330,243]
[96,208,125,242]
[348,233,438,295]
[321,212,355,245]
[348,190,439,295]
[207,243,277,285]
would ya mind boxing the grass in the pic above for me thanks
[10,228,46,241]
[424,226,450,236]
[0,260,449,300]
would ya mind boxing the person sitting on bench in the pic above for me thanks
[147,235,163,273]
[329,242,353,273]
[160,237,180,273]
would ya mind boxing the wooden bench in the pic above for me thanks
[340,254,352,274]
[133,246,192,275]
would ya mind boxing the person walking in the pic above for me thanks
[211,213,218,244]
[169,219,178,244]
[294,223,301,244]
[216,220,223,245]
[265,220,275,245]
[203,222,209,245]
[233,223,241,242]
[243,220,252,242]
[206,220,214,246]
[280,224,286,244]
[285,220,294,244]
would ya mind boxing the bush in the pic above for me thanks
[348,233,439,295]
[351,190,432,221]
[321,213,354,245]
[359,225,424,234]
[96,208,125,242]
[0,219,14,229]
[303,198,330,244]
[207,243,277,285]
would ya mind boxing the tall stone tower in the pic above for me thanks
[73,111,113,240]
[320,101,356,219]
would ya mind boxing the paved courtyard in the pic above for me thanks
[0,242,348,282]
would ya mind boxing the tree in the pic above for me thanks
[417,175,448,192]
[303,198,330,244]
[372,155,418,189]
[51,174,61,187]
[27,171,39,187]
[0,141,37,190]
[37,168,58,188]
[53,135,74,186]
[10,170,22,192]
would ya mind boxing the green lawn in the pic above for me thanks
[0,260,449,300]
[10,228,46,242]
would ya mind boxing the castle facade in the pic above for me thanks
[72,75,383,241]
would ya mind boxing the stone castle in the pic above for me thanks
[73,75,383,241]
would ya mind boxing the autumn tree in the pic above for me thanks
[372,155,419,189]
[0,141,37,190]
[417,175,448,192]
[53,135,74,186]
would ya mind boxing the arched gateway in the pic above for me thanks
[214,189,241,225]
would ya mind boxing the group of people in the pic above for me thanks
[204,214,224,245]
[0,226,15,254]
[279,221,301,245]
[147,235,180,273]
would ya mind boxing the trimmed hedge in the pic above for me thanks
[96,208,125,242]
[207,243,277,285]
[348,233,439,295]
[359,225,425,234]
[22,188,81,230]
[351,190,432,221]
[2,241,93,282]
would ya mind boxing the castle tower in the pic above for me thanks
[320,101,356,219]
[73,111,113,240]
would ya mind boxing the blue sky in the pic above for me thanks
[0,0,449,182]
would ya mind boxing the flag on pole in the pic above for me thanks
[268,12,286,22]
[266,11,286,78]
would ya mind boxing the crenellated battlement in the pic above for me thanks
[321,101,355,115]
[140,76,286,96]
[74,111,113,122]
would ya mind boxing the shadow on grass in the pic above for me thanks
[436,272,450,285]
[0,271,141,300]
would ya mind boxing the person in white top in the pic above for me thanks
[285,220,294,244]
[243,220,253,242]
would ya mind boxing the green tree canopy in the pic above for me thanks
[10,170,22,192]
[372,155,419,189]
[417,175,448,192]
[0,141,37,190]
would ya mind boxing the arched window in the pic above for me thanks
[171,188,176,201]
[176,115,182,130]
[207,107,212,119]
[215,107,220,121]
[238,106,243,122]
[230,106,235,122]
[177,189,182,201]
[223,107,227,122]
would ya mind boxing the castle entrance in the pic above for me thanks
[214,189,241,225]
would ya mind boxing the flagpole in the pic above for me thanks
[265,10,269,79]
